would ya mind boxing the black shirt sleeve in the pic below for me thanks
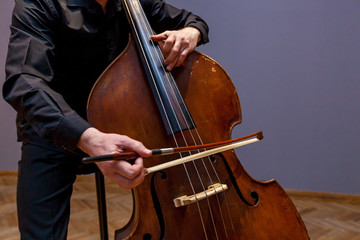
[3,0,92,151]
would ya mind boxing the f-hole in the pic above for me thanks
[215,153,259,206]
[148,171,167,240]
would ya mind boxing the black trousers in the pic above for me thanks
[17,142,80,240]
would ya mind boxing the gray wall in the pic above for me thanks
[1,0,359,194]
[0,0,21,170]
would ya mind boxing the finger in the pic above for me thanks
[114,157,144,179]
[151,33,169,57]
[113,158,145,189]
[157,40,165,53]
[151,32,168,42]
[117,136,152,157]
[165,55,179,71]
[166,43,190,70]
[175,47,189,68]
[164,39,181,65]
[161,36,175,58]
[110,169,145,189]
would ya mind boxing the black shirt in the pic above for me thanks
[3,0,209,155]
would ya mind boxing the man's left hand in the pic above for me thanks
[151,27,201,71]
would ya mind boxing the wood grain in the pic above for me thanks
[0,171,359,240]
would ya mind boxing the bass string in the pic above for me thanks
[123,1,209,238]
[131,0,234,236]
[126,0,234,237]
[140,27,230,240]
[136,4,236,234]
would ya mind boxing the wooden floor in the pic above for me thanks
[0,171,359,240]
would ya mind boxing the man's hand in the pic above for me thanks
[77,127,152,189]
[151,27,201,71]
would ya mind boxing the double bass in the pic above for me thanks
[86,0,310,239]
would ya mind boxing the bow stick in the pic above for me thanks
[145,133,263,174]
[82,131,263,164]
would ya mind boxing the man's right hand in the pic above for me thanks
[77,127,151,189]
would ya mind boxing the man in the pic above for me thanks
[2,0,209,238]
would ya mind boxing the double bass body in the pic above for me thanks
[87,0,309,239]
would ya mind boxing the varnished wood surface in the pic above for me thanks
[0,171,359,240]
